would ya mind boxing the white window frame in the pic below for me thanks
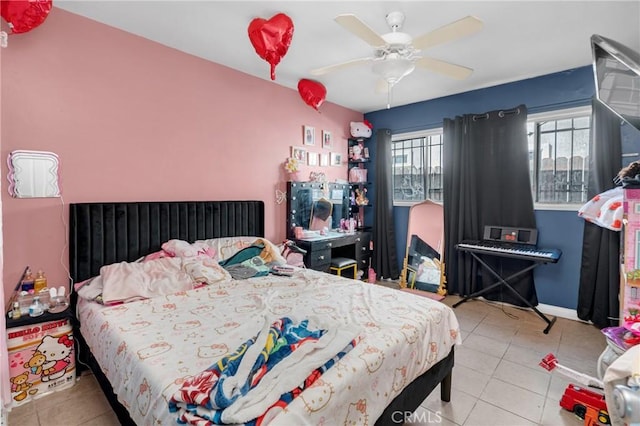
[392,128,444,207]
[528,105,592,211]
[391,105,592,210]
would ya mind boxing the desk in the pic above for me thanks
[294,231,371,277]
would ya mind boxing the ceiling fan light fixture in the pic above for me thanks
[372,58,415,85]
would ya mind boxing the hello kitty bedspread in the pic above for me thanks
[77,269,461,426]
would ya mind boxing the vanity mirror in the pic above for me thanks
[309,198,333,231]
[286,181,350,239]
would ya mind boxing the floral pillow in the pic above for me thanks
[195,237,257,262]
[161,239,216,258]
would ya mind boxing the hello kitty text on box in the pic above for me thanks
[7,318,75,407]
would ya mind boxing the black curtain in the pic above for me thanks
[443,105,538,306]
[577,99,622,328]
[373,128,399,279]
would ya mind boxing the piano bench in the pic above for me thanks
[330,257,357,279]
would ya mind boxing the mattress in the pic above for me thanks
[77,268,460,425]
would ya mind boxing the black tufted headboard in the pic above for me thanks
[69,201,264,283]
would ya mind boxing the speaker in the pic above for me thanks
[483,226,538,245]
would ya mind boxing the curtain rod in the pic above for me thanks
[382,97,593,135]
[473,107,521,121]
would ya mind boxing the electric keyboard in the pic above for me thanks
[456,240,562,263]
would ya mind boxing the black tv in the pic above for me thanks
[591,34,640,132]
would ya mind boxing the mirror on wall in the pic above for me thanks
[309,198,333,230]
[286,182,350,238]
[7,150,61,198]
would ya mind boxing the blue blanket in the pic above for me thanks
[168,317,358,425]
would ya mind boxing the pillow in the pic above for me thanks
[196,236,259,262]
[162,239,216,258]
[578,186,623,231]
[139,250,174,262]
[75,275,105,303]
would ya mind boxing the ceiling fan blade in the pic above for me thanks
[416,57,473,79]
[310,57,372,76]
[335,14,386,47]
[413,16,483,50]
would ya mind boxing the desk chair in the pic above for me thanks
[330,257,357,279]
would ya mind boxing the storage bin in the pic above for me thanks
[349,167,367,183]
[6,313,75,407]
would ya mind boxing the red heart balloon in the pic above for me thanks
[1,0,52,34]
[248,13,294,81]
[298,79,327,111]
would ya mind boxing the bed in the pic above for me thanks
[69,201,459,425]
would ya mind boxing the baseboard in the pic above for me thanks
[476,296,586,323]
[537,303,584,322]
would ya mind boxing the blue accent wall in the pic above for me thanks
[364,65,640,310]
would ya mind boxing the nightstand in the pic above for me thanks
[5,307,75,407]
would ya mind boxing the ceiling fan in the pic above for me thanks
[310,12,483,90]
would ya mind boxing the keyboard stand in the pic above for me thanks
[452,250,557,334]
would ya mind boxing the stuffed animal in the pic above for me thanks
[355,188,369,205]
[350,120,373,139]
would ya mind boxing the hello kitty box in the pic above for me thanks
[6,314,75,407]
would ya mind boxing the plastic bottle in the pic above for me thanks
[21,269,34,292]
[29,296,44,317]
[34,270,47,293]
[12,302,21,319]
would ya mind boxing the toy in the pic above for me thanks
[355,188,368,206]
[561,384,610,425]
[350,121,373,139]
[350,143,364,161]
[539,353,610,425]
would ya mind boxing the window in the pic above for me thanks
[391,106,592,208]
[392,130,443,203]
[528,106,591,206]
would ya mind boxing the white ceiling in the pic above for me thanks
[55,1,640,113]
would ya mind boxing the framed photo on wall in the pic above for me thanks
[320,153,329,167]
[303,125,315,146]
[307,152,318,166]
[330,152,342,166]
[322,130,332,149]
[291,146,307,162]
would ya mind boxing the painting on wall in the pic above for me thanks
[291,146,307,162]
[307,152,318,166]
[322,130,332,149]
[303,125,315,146]
[320,153,329,167]
[330,152,342,166]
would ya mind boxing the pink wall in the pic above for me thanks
[1,8,362,303]
[0,28,9,407]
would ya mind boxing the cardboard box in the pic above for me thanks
[6,316,75,407]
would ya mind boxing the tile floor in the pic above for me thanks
[6,292,606,426]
